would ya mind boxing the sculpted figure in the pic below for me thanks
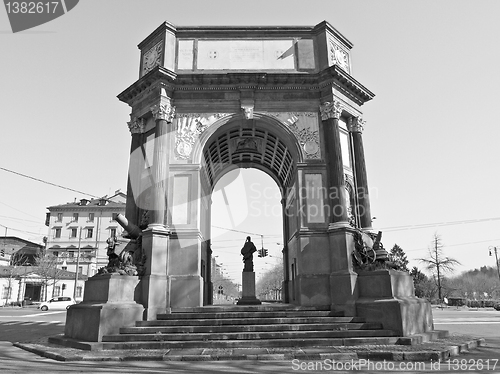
[241,236,257,272]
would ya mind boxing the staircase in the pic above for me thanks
[99,304,400,350]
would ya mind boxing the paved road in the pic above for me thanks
[0,307,498,373]
[0,307,65,343]
[433,307,500,339]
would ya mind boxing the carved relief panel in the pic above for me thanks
[142,41,163,76]
[267,112,321,160]
[174,113,231,160]
[327,37,350,73]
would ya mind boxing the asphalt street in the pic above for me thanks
[0,307,499,373]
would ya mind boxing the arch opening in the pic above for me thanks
[210,168,284,305]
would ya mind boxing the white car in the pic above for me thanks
[39,297,76,311]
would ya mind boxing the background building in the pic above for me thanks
[44,190,126,277]
[1,265,87,305]
[0,236,43,266]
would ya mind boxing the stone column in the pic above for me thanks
[125,117,145,226]
[320,100,358,316]
[348,117,373,229]
[149,97,175,227]
[319,100,349,226]
[140,96,175,320]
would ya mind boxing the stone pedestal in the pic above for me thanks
[64,274,144,342]
[141,226,169,320]
[328,226,358,316]
[356,269,434,336]
[237,272,261,305]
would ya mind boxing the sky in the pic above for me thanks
[1,0,500,282]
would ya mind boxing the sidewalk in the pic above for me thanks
[13,333,487,362]
[2,336,500,374]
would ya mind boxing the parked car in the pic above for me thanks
[38,296,76,311]
[494,303,500,311]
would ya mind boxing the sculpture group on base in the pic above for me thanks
[96,212,148,277]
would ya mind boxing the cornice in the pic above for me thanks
[118,65,374,107]
[318,65,374,105]
[138,21,177,50]
[117,67,177,104]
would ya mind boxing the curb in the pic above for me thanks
[13,337,485,362]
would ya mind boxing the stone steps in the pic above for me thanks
[138,316,365,326]
[100,336,400,350]
[156,310,342,320]
[98,304,400,350]
[104,329,396,342]
[122,322,382,334]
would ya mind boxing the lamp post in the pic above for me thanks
[489,246,500,281]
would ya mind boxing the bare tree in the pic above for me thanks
[256,259,284,301]
[418,233,460,304]
[34,252,65,302]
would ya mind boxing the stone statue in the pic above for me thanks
[241,236,257,272]
[96,213,146,276]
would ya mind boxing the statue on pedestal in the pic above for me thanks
[241,236,257,272]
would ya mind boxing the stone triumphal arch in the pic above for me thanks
[63,20,433,342]
[118,20,375,318]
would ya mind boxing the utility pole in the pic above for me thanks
[489,246,500,281]
[73,227,82,300]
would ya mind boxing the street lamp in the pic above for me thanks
[488,246,500,281]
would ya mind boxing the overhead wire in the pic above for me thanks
[0,166,100,198]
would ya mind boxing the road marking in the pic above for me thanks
[436,322,500,324]
[19,311,66,317]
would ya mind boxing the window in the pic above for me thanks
[87,228,93,238]
[76,286,82,298]
[72,213,79,222]
[71,228,77,238]
[56,213,63,222]
[53,286,60,297]
[68,251,74,258]
[78,266,83,274]
[88,213,94,222]
[61,267,67,271]
[110,228,116,237]
[55,228,61,238]
[53,251,59,257]
[111,213,118,221]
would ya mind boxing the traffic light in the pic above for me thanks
[258,248,263,257]
[263,248,268,257]
[0,249,4,257]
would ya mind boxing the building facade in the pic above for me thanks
[0,236,43,266]
[1,265,87,305]
[44,191,126,277]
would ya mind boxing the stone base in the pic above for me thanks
[236,297,262,305]
[355,270,434,336]
[64,273,144,342]
[237,271,261,305]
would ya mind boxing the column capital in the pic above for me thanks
[127,116,146,134]
[151,98,176,122]
[320,100,343,120]
[348,117,365,133]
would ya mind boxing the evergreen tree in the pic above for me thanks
[389,244,409,272]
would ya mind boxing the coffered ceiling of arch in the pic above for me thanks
[201,124,296,190]
[173,112,321,162]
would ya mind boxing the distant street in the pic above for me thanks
[433,307,500,339]
[0,306,65,343]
